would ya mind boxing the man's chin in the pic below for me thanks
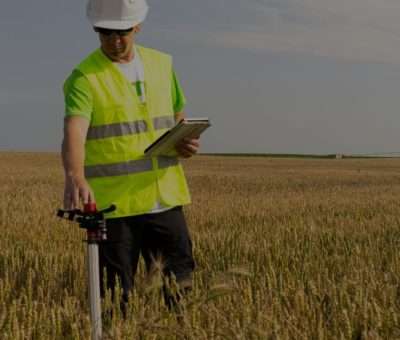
[111,50,124,57]
[109,51,126,60]
[102,46,131,61]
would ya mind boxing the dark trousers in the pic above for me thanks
[99,206,195,306]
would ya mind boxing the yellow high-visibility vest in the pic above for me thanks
[75,45,191,218]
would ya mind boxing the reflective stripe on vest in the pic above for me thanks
[153,116,175,130]
[87,120,148,140]
[85,156,179,178]
[158,156,179,169]
[86,115,175,140]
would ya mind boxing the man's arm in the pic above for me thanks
[61,116,95,209]
[174,111,200,158]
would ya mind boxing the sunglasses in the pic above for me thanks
[94,27,134,37]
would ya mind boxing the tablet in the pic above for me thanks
[144,118,211,157]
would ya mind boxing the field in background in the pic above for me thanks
[1,152,400,339]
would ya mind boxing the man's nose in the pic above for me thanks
[108,33,122,43]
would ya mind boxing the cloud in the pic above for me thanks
[212,0,400,64]
[151,0,400,65]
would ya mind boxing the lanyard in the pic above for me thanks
[134,48,146,104]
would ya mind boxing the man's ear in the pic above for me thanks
[133,24,141,34]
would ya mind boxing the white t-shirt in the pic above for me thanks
[115,48,146,103]
[115,49,174,214]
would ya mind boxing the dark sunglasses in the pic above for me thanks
[94,27,134,37]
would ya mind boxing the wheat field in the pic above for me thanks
[1,152,400,339]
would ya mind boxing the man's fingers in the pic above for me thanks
[88,190,96,203]
[176,144,198,158]
[182,138,200,147]
[185,144,198,153]
[176,138,199,156]
[73,187,80,209]
[179,142,198,154]
[63,194,73,210]
[79,187,96,205]
[65,179,95,210]
[80,187,90,205]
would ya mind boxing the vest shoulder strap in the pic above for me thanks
[136,45,172,67]
[76,49,107,75]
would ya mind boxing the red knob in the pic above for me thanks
[84,202,97,213]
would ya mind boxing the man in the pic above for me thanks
[62,0,199,309]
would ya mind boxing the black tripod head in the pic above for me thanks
[57,204,116,242]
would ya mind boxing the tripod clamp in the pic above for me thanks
[57,203,116,243]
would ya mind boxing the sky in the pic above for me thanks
[2,0,400,154]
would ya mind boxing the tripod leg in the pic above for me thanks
[88,243,102,340]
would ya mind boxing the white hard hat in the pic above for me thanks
[87,0,149,30]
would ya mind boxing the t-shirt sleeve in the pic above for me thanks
[63,70,93,121]
[171,70,187,113]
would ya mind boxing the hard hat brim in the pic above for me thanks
[91,19,139,30]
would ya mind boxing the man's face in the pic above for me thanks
[96,25,140,62]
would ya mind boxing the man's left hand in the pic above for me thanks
[175,137,200,158]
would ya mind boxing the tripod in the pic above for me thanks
[57,203,116,340]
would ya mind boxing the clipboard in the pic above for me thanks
[144,118,211,157]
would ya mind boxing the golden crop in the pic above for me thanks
[1,152,400,339]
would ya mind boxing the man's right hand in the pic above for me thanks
[63,176,96,210]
